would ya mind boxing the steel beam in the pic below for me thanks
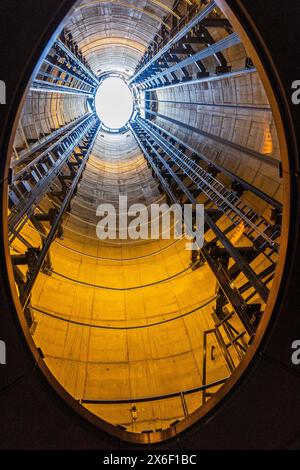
[138,117,280,253]
[136,33,240,88]
[144,98,271,113]
[130,122,266,331]
[55,39,99,87]
[19,123,100,308]
[201,248,255,335]
[30,79,94,97]
[140,118,282,210]
[201,18,232,29]
[146,67,256,91]
[129,1,216,85]
[8,114,97,234]
[12,112,93,170]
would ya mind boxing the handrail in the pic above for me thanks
[80,378,228,405]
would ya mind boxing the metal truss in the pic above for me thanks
[136,33,240,89]
[129,1,254,91]
[10,30,102,319]
[130,119,279,334]
[9,113,98,240]
[31,79,94,97]
[129,2,216,85]
[144,110,279,168]
[56,36,99,87]
[31,32,99,97]
[137,118,282,211]
[144,67,256,92]
[10,119,100,310]
[12,112,92,169]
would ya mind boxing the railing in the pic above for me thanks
[80,376,228,431]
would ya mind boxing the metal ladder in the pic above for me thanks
[8,115,97,236]
[202,311,247,405]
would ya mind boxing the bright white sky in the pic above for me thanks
[95,77,134,129]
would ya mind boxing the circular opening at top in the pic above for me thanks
[95,76,134,130]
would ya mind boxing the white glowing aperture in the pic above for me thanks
[95,77,134,129]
